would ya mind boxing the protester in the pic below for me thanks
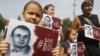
[39,4,61,29]
[44,4,55,16]
[72,0,100,56]
[0,1,60,56]
[60,28,77,56]
[39,4,63,38]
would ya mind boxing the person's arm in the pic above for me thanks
[59,47,64,56]
[59,47,67,56]
[72,16,85,32]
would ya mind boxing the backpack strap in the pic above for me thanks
[82,16,94,26]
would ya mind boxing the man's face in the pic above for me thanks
[72,45,76,50]
[44,16,51,24]
[12,28,30,48]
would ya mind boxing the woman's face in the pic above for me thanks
[22,3,42,24]
[45,6,55,16]
[82,2,93,15]
[69,29,77,42]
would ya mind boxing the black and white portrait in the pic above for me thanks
[11,25,31,54]
[44,16,51,28]
[86,26,92,36]
[70,43,77,56]
[5,19,37,56]
[85,24,93,39]
[72,45,77,56]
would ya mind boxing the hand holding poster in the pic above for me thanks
[5,19,59,56]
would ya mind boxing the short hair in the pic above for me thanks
[11,25,31,37]
[44,4,55,13]
[81,0,93,10]
[90,0,94,4]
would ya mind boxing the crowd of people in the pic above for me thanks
[0,0,100,56]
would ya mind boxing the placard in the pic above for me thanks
[5,19,59,56]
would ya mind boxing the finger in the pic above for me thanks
[0,47,8,51]
[0,48,8,54]
[52,48,60,53]
[0,50,8,54]
[52,49,59,53]
[52,52,60,56]
[0,40,9,44]
[52,48,60,56]
[0,43,9,48]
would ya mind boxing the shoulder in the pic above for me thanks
[91,14,98,18]
[74,16,79,20]
[91,14,98,16]
[73,16,80,23]
[73,14,84,23]
[61,41,69,47]
[74,14,83,20]
[91,14,99,20]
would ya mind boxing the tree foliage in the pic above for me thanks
[62,18,72,33]
[0,14,6,32]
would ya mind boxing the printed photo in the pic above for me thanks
[5,19,36,56]
[70,43,77,56]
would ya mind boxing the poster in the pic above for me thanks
[70,42,84,56]
[85,24,100,40]
[42,14,61,30]
[70,43,77,56]
[77,42,84,56]
[5,19,59,56]
[84,24,94,39]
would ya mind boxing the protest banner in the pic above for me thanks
[70,43,77,56]
[77,42,84,56]
[70,42,84,56]
[85,24,100,40]
[42,14,61,30]
[5,19,59,56]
